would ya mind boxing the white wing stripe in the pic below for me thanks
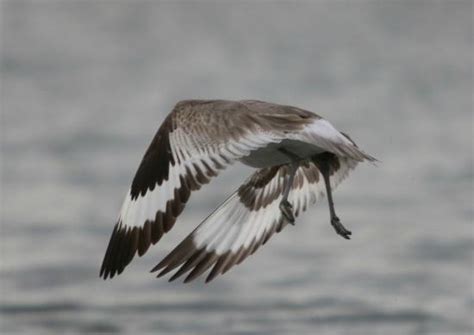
[195,195,236,248]
[209,198,248,253]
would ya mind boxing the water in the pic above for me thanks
[1,1,472,334]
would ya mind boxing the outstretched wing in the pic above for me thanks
[152,154,358,283]
[100,100,314,279]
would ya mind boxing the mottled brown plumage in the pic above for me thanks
[100,99,375,281]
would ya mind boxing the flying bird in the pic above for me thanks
[100,99,376,283]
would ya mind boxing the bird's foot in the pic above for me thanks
[331,216,352,240]
[279,200,295,225]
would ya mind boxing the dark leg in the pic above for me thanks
[318,159,352,239]
[279,162,298,224]
[278,148,301,224]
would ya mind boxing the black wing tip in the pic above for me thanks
[100,220,165,280]
[150,262,164,274]
[205,274,216,283]
[153,246,252,284]
[151,243,220,284]
[153,264,173,278]
[151,225,284,284]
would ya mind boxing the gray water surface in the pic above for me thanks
[1,1,473,334]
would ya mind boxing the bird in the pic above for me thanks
[100,99,376,283]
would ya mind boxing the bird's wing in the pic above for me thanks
[239,100,376,162]
[152,155,358,283]
[100,100,314,279]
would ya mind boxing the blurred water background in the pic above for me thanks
[1,1,473,334]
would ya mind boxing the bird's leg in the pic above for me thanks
[278,148,300,224]
[318,159,352,239]
[279,162,298,224]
